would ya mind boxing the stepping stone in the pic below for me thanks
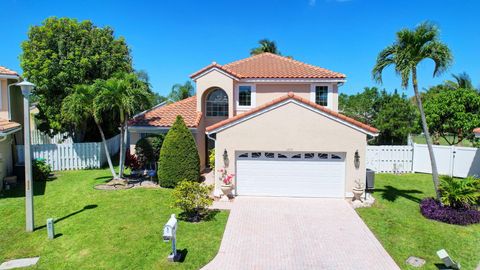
[406,256,425,267]
[0,257,40,269]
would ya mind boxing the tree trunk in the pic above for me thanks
[119,118,128,178]
[96,121,118,179]
[118,126,124,178]
[412,68,441,201]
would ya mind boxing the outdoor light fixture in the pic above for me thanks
[223,149,229,168]
[354,150,360,169]
[16,79,36,232]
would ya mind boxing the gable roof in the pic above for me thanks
[206,92,378,136]
[129,96,201,128]
[191,53,346,80]
[0,66,19,76]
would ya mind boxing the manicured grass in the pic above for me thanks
[356,174,480,270]
[412,134,476,147]
[0,169,228,269]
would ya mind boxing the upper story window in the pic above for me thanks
[236,84,255,109]
[206,88,228,117]
[239,86,251,106]
[315,86,328,106]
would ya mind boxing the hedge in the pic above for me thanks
[158,115,200,187]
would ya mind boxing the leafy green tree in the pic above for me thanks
[339,87,380,126]
[375,90,418,145]
[21,17,132,137]
[158,116,200,188]
[423,87,480,145]
[373,22,453,201]
[250,39,281,55]
[94,73,153,178]
[168,81,194,102]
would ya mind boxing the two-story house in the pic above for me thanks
[0,66,23,190]
[130,53,378,198]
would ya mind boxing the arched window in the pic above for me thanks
[206,88,228,117]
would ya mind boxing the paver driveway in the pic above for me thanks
[203,197,399,270]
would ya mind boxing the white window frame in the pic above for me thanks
[310,83,333,109]
[236,83,256,111]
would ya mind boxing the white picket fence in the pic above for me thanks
[17,135,120,171]
[366,144,480,178]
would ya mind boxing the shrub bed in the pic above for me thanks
[420,198,480,225]
[32,158,51,181]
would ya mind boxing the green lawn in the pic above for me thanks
[0,169,228,269]
[412,134,477,147]
[356,174,480,270]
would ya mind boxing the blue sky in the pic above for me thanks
[1,0,479,97]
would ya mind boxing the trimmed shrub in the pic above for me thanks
[440,175,480,208]
[125,149,140,171]
[158,116,200,187]
[135,134,164,169]
[209,149,215,170]
[172,180,213,222]
[420,198,480,225]
[32,158,51,181]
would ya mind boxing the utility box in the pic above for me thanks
[366,169,375,190]
[47,218,55,239]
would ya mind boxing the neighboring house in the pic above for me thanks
[474,128,480,138]
[129,53,378,198]
[0,66,23,190]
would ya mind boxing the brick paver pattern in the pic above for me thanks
[203,197,400,270]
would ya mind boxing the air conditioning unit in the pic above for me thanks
[366,169,375,190]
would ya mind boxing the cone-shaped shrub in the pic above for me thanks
[158,115,200,187]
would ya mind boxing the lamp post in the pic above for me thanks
[16,79,35,232]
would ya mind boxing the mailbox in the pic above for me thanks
[163,214,178,261]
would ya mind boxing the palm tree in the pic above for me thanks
[447,72,474,90]
[250,39,281,55]
[61,84,118,179]
[168,81,194,102]
[372,22,453,201]
[95,73,152,178]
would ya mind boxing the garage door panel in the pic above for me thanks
[236,152,345,198]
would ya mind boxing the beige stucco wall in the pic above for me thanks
[213,101,367,197]
[0,79,8,117]
[254,83,310,107]
[195,70,235,118]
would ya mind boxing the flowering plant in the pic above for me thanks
[218,168,235,185]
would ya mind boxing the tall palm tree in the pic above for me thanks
[168,81,194,102]
[95,73,152,178]
[447,72,474,90]
[372,22,453,201]
[62,84,118,179]
[250,39,281,55]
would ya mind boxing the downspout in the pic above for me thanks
[7,77,21,121]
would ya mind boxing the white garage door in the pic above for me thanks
[236,152,345,198]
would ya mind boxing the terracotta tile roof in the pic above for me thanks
[0,118,21,133]
[191,53,346,79]
[474,128,480,133]
[129,96,201,128]
[206,92,378,135]
[0,66,19,76]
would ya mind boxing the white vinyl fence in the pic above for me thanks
[31,130,73,144]
[366,144,480,178]
[17,135,120,171]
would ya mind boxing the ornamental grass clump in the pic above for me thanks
[420,176,480,225]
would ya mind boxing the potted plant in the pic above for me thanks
[352,179,365,202]
[218,168,235,198]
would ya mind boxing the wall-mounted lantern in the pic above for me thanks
[223,149,229,168]
[354,150,360,169]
